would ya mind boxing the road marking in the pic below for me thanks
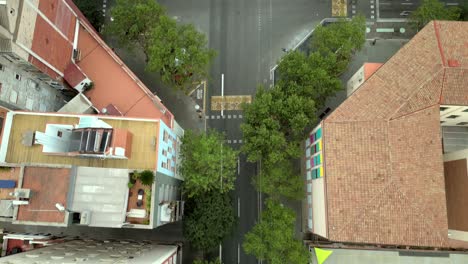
[219,244,222,261]
[228,115,232,119]
[238,157,240,174]
[371,4,374,8]
[379,2,391,4]
[217,115,220,119]
[238,198,241,217]
[228,140,232,144]
[371,15,375,19]
[238,243,240,264]
[239,114,243,119]
[376,27,395,32]
[221,74,224,116]
[401,2,414,4]
[446,2,459,5]
[211,115,215,119]
[239,139,243,143]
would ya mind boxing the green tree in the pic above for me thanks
[311,15,366,71]
[241,87,304,166]
[179,130,238,198]
[243,200,310,264]
[184,192,236,252]
[253,160,304,201]
[147,16,216,94]
[461,2,468,21]
[138,170,155,186]
[276,51,342,108]
[106,0,165,61]
[74,0,104,31]
[410,0,461,29]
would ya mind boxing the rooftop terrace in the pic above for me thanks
[1,112,160,170]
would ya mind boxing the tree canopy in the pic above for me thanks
[179,130,238,198]
[241,86,309,166]
[147,17,216,94]
[410,0,461,29]
[106,0,214,91]
[310,15,366,74]
[253,160,304,201]
[276,51,342,108]
[243,200,310,264]
[74,0,104,31]
[184,192,236,252]
[106,0,164,59]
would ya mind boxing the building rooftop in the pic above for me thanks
[0,112,160,170]
[15,167,70,225]
[9,0,174,125]
[322,21,467,247]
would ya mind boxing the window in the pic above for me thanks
[447,115,460,119]
[163,131,168,142]
[457,122,468,126]
[0,64,4,71]
[57,131,63,137]
[440,121,445,124]
[162,150,167,156]
[15,73,21,81]
[463,109,468,112]
[440,107,448,111]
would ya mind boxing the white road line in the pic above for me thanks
[205,116,210,119]
[228,115,232,119]
[228,140,232,144]
[237,243,241,264]
[233,140,237,144]
[233,115,237,118]
[379,2,391,4]
[239,139,243,143]
[446,2,459,5]
[217,115,220,119]
[221,73,224,116]
[401,2,414,5]
[238,197,241,217]
[239,114,243,118]
[211,115,215,119]
[219,244,222,261]
[238,157,240,175]
[376,0,381,18]
[222,115,226,119]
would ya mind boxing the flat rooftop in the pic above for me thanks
[15,167,70,224]
[2,112,160,170]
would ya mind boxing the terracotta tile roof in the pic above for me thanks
[16,167,70,224]
[29,0,174,126]
[322,21,468,247]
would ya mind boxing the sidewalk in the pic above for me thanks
[366,21,417,39]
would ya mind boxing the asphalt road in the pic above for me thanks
[199,0,329,263]
[378,0,461,19]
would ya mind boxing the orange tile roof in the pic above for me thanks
[16,167,70,224]
[30,0,174,126]
[322,21,468,247]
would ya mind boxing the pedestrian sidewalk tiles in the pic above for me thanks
[211,95,251,111]
[332,0,347,17]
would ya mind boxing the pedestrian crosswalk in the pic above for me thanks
[225,139,243,144]
[206,114,243,120]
